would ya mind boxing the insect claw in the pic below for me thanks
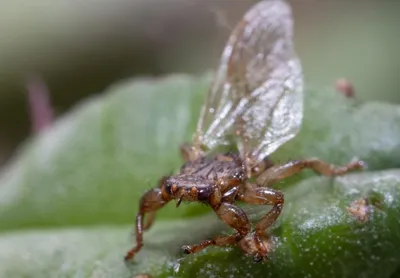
[253,253,263,263]
[253,253,269,263]
[124,252,134,263]
[349,157,368,170]
[359,161,368,170]
[181,245,192,254]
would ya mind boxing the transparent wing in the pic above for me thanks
[194,0,303,164]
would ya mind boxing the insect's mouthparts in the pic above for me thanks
[176,194,184,207]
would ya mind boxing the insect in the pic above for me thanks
[124,0,365,262]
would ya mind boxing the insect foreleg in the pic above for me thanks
[221,186,240,203]
[142,212,155,230]
[256,158,365,187]
[237,185,284,260]
[124,188,170,261]
[181,188,250,254]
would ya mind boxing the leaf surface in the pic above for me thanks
[0,74,399,277]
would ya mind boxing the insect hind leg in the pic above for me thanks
[256,158,365,187]
[250,156,274,177]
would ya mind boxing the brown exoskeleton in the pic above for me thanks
[124,0,365,262]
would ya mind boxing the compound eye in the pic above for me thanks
[158,176,169,188]
[164,180,178,196]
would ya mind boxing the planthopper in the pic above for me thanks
[124,0,365,263]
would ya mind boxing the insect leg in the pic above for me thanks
[256,158,365,187]
[237,185,284,260]
[142,212,155,230]
[142,175,170,230]
[221,186,240,203]
[250,157,274,177]
[124,188,170,261]
[181,189,250,254]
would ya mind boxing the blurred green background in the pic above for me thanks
[0,0,399,168]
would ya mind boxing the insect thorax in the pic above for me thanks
[179,152,245,185]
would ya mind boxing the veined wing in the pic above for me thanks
[194,0,303,164]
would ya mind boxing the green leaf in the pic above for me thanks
[0,73,400,277]
[1,170,399,277]
[0,74,210,230]
[1,74,400,231]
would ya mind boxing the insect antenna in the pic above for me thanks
[209,4,233,33]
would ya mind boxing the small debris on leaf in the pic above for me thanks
[346,197,370,223]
